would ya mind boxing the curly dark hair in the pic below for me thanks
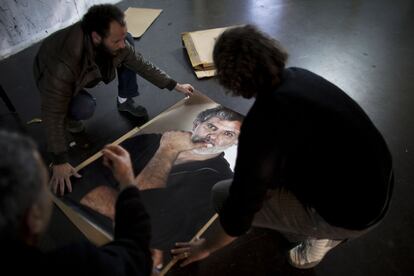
[81,4,125,38]
[213,25,288,99]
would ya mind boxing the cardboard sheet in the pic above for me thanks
[124,7,163,38]
[182,26,233,78]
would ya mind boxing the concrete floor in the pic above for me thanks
[1,0,413,275]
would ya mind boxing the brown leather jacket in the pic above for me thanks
[33,22,177,164]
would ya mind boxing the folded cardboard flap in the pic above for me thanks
[182,26,233,78]
[52,195,113,246]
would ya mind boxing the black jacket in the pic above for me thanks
[220,67,393,236]
[2,187,152,276]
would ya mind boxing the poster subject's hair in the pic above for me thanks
[194,105,244,126]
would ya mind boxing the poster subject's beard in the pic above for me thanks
[191,135,230,155]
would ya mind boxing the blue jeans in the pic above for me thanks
[68,90,96,121]
[68,33,138,120]
[117,33,139,98]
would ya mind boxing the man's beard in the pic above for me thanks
[96,42,118,56]
[191,135,230,155]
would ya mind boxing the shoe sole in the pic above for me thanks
[286,239,345,269]
[117,108,148,117]
[287,251,321,269]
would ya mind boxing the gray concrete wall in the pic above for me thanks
[0,0,120,60]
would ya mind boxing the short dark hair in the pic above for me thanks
[194,105,244,127]
[81,4,125,37]
[0,131,43,240]
[213,25,288,99]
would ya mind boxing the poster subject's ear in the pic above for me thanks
[193,120,200,130]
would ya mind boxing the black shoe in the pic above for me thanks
[66,119,85,133]
[117,98,148,117]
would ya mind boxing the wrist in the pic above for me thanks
[158,144,180,158]
[52,162,69,169]
[168,80,178,91]
[51,151,69,164]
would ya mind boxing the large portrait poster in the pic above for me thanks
[57,92,243,267]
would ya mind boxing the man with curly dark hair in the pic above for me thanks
[172,25,393,269]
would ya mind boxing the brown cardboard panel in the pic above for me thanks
[125,7,163,38]
[182,27,233,79]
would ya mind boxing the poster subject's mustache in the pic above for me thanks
[191,135,214,147]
